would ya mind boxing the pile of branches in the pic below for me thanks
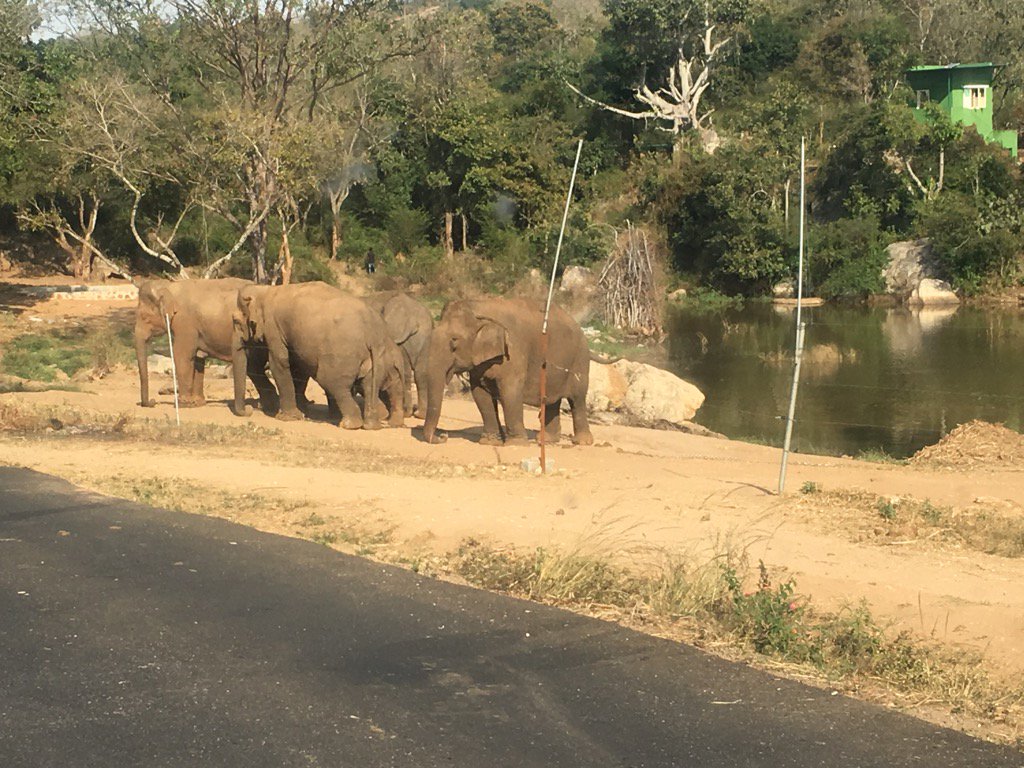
[599,223,663,338]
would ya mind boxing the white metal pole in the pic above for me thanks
[778,137,807,494]
[538,138,584,475]
[165,313,181,427]
[543,139,585,334]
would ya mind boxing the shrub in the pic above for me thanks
[808,216,887,298]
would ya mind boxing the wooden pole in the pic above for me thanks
[165,313,181,427]
[539,139,584,475]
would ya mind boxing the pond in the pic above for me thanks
[664,301,1024,458]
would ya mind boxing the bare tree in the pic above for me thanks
[567,17,730,156]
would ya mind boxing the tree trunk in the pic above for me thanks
[330,213,341,261]
[461,212,468,251]
[251,219,269,283]
[279,226,293,285]
[443,211,454,260]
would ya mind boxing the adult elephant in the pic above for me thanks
[421,298,593,446]
[231,282,404,429]
[365,291,434,418]
[134,278,278,412]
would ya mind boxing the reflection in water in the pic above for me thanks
[665,302,1024,458]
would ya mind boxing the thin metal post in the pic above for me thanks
[539,138,584,475]
[778,137,807,494]
[165,313,181,427]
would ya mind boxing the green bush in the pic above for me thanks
[915,192,1024,292]
[721,561,804,654]
[808,216,888,298]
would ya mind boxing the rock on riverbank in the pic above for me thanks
[585,359,705,430]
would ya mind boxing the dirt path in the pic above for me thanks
[3,365,1024,688]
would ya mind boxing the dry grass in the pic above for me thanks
[449,537,1024,737]
[73,475,398,559]
[790,485,1024,559]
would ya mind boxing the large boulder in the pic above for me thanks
[883,239,934,295]
[585,359,704,428]
[910,277,959,306]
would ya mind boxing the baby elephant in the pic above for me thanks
[231,282,404,429]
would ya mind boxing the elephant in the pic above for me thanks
[365,291,434,418]
[421,297,594,446]
[134,277,278,412]
[231,281,404,429]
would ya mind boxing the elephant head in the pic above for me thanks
[135,280,176,407]
[422,302,509,444]
[231,285,271,416]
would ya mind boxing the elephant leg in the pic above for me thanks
[268,346,304,421]
[568,396,594,446]
[324,377,362,429]
[360,352,383,431]
[471,382,502,445]
[171,332,203,407]
[542,397,562,444]
[401,348,414,418]
[326,394,341,423]
[499,382,528,446]
[190,356,207,405]
[246,350,279,415]
[412,362,428,420]
[294,374,312,414]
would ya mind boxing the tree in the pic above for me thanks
[60,0,429,282]
[569,1,748,155]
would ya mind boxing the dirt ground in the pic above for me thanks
[3,290,1024,740]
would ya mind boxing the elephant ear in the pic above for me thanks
[156,287,179,321]
[472,320,508,366]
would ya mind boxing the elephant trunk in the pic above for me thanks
[422,336,452,444]
[135,318,153,407]
[231,330,250,417]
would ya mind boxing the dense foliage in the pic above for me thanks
[0,0,1022,296]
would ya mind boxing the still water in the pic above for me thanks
[665,302,1024,458]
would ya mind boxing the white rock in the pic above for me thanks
[773,279,796,298]
[147,354,174,376]
[586,359,704,427]
[559,265,597,293]
[910,278,959,306]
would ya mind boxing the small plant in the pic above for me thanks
[877,499,898,521]
[310,530,339,546]
[800,481,820,494]
[920,501,943,525]
[855,448,906,465]
[721,561,804,654]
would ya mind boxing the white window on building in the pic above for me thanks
[915,90,930,109]
[963,85,987,110]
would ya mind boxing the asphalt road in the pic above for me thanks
[0,466,1021,767]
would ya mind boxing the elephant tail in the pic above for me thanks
[589,351,623,365]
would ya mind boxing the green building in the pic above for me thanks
[905,63,1018,156]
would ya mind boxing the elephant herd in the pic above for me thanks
[134,278,594,446]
